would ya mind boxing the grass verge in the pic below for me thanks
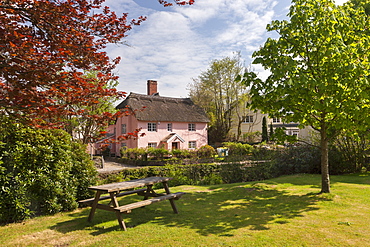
[1,173,370,247]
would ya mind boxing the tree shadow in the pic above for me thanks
[51,183,330,236]
[148,184,328,236]
[50,207,138,236]
[270,173,370,187]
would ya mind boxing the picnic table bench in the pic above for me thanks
[79,176,185,230]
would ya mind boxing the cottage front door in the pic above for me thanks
[172,142,178,150]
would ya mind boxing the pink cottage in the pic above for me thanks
[101,80,209,157]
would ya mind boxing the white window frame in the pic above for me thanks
[148,142,157,148]
[273,118,281,123]
[243,115,253,123]
[188,123,196,131]
[167,123,172,132]
[188,141,196,149]
[148,122,157,132]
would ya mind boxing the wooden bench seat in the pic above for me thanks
[114,192,186,213]
[78,188,147,206]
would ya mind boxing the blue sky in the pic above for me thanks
[104,0,348,98]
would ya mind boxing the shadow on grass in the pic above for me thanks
[149,184,328,236]
[51,183,331,236]
[270,173,370,187]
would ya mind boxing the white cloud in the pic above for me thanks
[103,0,286,98]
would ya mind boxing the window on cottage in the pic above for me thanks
[273,118,281,123]
[188,123,196,131]
[148,123,157,132]
[148,142,157,148]
[188,141,196,149]
[121,124,126,134]
[167,123,172,132]
[243,115,253,123]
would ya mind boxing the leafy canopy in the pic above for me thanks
[240,0,370,137]
[0,0,194,127]
[238,0,370,193]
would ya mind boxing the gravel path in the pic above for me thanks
[97,161,140,173]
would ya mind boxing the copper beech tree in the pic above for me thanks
[0,0,193,142]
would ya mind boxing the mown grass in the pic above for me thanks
[1,173,370,247]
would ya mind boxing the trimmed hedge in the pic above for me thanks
[100,143,358,187]
[99,161,277,188]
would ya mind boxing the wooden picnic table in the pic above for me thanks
[80,176,185,230]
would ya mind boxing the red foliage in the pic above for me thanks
[0,0,134,125]
[0,0,194,140]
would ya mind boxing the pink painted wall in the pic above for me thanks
[111,114,208,156]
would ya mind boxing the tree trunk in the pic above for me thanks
[320,128,330,193]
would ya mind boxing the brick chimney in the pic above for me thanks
[147,80,158,95]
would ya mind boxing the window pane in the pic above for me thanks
[148,123,157,132]
[243,116,253,123]
[148,143,157,148]
[188,141,196,149]
[188,123,195,131]
[167,123,172,132]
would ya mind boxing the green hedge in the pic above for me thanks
[0,118,97,223]
[99,161,278,188]
[101,143,359,187]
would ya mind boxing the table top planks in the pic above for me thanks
[88,176,173,193]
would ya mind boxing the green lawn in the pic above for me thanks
[1,173,370,247]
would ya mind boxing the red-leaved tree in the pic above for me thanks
[0,0,193,139]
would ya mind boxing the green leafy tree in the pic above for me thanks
[189,52,248,143]
[239,0,370,193]
[262,116,268,142]
[269,123,274,142]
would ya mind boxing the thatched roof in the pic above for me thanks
[116,93,209,123]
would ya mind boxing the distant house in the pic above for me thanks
[230,109,313,143]
[99,80,209,156]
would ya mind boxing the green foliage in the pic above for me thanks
[0,117,97,223]
[273,145,321,175]
[196,145,217,158]
[223,142,254,156]
[189,52,248,143]
[242,131,261,143]
[171,149,196,159]
[120,148,147,161]
[273,127,297,144]
[262,116,268,142]
[147,147,169,160]
[331,131,370,173]
[269,123,274,141]
[239,0,370,193]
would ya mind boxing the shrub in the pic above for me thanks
[171,149,196,159]
[273,144,321,175]
[0,118,97,223]
[147,147,168,160]
[121,148,147,161]
[223,142,254,156]
[196,145,217,158]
